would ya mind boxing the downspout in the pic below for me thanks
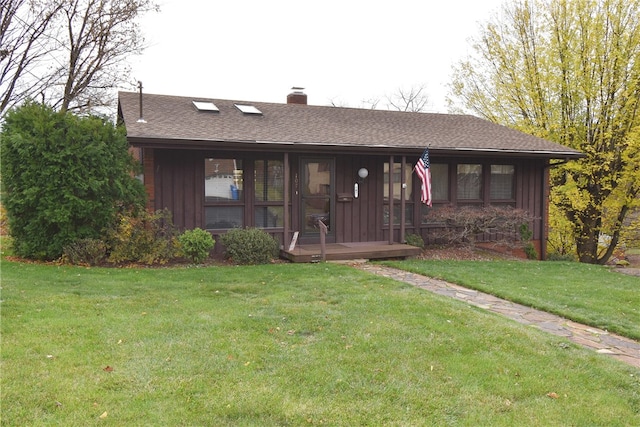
[284,152,290,249]
[389,155,394,244]
[400,156,406,244]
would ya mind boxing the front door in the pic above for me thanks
[300,158,334,243]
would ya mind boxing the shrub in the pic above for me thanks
[523,242,538,260]
[519,224,538,259]
[405,233,425,249]
[62,238,107,266]
[547,251,578,262]
[179,228,215,264]
[106,209,180,265]
[425,205,537,247]
[220,227,279,265]
[0,102,145,260]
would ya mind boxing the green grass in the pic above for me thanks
[381,259,640,341]
[1,259,639,426]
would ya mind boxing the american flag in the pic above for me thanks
[414,148,432,207]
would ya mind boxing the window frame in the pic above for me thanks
[204,157,245,230]
[254,159,285,229]
[383,160,414,226]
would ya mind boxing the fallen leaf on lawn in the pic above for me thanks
[99,411,108,419]
[546,392,559,399]
[103,366,114,372]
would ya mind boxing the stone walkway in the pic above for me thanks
[356,264,640,369]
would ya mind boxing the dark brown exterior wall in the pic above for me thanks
[153,150,203,230]
[334,155,385,243]
[146,149,548,257]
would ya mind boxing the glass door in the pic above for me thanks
[300,158,334,240]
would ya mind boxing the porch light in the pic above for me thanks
[358,168,369,179]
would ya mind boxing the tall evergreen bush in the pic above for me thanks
[0,102,145,260]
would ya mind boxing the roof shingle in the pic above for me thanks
[118,91,583,158]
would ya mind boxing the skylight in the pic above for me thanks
[192,101,219,112]
[234,104,262,115]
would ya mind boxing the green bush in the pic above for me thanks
[405,233,425,249]
[523,242,538,260]
[107,209,180,265]
[179,228,215,264]
[519,224,538,259]
[547,251,578,262]
[0,102,145,260]
[62,238,107,266]
[220,227,279,265]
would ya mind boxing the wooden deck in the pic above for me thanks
[281,241,421,263]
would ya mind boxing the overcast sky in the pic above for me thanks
[128,0,505,113]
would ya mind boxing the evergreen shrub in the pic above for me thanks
[0,102,145,260]
[405,233,425,249]
[220,227,279,265]
[179,228,215,264]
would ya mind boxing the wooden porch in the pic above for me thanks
[281,241,422,263]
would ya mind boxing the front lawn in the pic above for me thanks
[1,260,639,426]
[381,259,640,341]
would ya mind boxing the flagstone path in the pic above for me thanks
[355,263,640,369]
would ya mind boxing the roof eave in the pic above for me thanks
[126,136,584,159]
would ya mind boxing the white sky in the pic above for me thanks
[128,0,505,113]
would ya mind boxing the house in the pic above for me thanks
[117,89,583,261]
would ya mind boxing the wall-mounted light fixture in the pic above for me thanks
[354,167,369,199]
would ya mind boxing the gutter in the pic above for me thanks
[127,136,584,160]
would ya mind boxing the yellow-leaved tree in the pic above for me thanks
[450,0,640,264]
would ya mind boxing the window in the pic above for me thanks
[430,163,449,201]
[255,159,284,228]
[192,101,219,112]
[235,104,262,115]
[421,163,449,224]
[255,207,284,228]
[383,162,413,225]
[490,165,514,200]
[204,158,243,229]
[255,160,283,202]
[457,164,482,200]
[206,207,243,229]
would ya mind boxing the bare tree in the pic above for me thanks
[386,84,429,112]
[0,0,62,113]
[0,0,158,116]
[330,84,431,112]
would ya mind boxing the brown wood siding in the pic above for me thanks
[145,149,548,256]
[515,159,545,242]
[142,148,155,210]
[417,157,546,250]
[154,150,202,230]
[334,156,381,243]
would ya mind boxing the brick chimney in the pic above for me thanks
[287,87,307,105]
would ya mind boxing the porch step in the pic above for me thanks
[281,242,421,263]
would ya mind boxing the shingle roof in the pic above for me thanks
[118,91,583,159]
